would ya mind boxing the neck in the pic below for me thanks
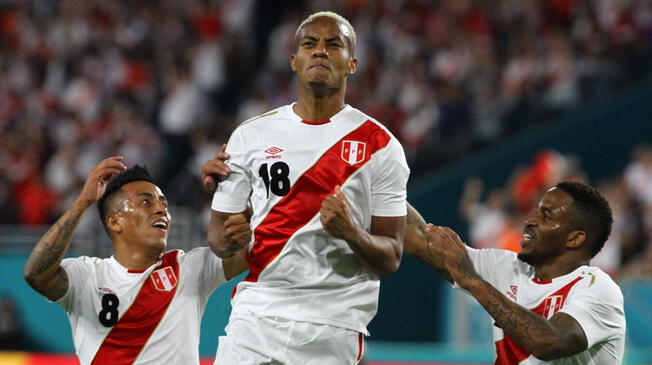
[113,243,164,271]
[534,258,589,282]
[294,82,347,121]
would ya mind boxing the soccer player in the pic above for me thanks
[23,156,248,365]
[405,182,625,364]
[207,11,409,364]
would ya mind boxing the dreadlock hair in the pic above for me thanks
[555,181,613,258]
[97,165,153,233]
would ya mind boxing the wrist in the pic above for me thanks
[459,276,485,291]
[72,198,93,212]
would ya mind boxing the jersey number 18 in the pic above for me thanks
[259,162,290,198]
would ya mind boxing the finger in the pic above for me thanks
[220,143,227,153]
[203,163,230,176]
[334,185,344,200]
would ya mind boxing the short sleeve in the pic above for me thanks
[183,247,227,298]
[559,278,626,348]
[56,257,93,312]
[370,138,409,216]
[456,247,520,289]
[212,127,252,213]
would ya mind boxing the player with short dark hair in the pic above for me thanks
[405,181,625,364]
[24,155,248,365]
[206,10,409,365]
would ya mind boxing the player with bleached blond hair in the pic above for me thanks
[204,10,409,365]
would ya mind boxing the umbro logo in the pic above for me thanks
[265,147,283,159]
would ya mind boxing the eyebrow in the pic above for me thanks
[300,36,345,43]
[136,192,167,201]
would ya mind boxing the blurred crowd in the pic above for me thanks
[1,0,652,227]
[460,145,652,281]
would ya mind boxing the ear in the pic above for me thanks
[566,230,586,250]
[107,213,123,235]
[290,54,297,72]
[347,57,358,75]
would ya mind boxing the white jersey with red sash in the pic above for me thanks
[212,103,409,334]
[56,247,226,365]
[461,247,626,364]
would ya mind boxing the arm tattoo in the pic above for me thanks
[404,207,453,282]
[455,254,477,281]
[471,280,584,358]
[24,207,84,297]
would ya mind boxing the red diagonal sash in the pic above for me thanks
[92,250,180,364]
[244,120,391,284]
[495,276,583,364]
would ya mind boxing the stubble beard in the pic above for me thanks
[307,80,340,99]
[517,251,537,266]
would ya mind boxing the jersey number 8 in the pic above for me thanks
[98,293,119,327]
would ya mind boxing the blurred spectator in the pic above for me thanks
[0,294,38,350]
[2,0,652,228]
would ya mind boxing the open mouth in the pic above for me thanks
[521,228,535,247]
[152,220,168,231]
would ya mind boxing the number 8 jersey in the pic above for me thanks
[56,248,227,364]
[212,103,410,334]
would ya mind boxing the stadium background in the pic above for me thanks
[1,0,651,364]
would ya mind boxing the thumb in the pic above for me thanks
[334,185,349,204]
[203,176,216,192]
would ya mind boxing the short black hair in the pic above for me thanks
[97,165,153,229]
[555,181,613,258]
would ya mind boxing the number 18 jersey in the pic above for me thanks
[212,103,410,334]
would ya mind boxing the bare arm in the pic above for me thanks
[222,250,249,280]
[207,210,251,258]
[320,186,404,275]
[404,203,453,282]
[426,225,588,360]
[24,157,126,301]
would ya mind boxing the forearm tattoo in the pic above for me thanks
[25,208,82,284]
[456,254,478,281]
[477,283,560,349]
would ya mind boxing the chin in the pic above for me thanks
[517,252,536,266]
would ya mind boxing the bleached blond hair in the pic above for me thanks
[294,11,356,53]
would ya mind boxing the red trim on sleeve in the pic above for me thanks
[91,251,180,364]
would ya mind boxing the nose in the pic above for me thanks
[312,40,327,57]
[523,212,538,227]
[154,200,168,216]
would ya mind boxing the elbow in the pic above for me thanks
[377,250,402,276]
[531,348,560,361]
[530,342,574,361]
[23,266,40,291]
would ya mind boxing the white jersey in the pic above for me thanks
[463,247,626,365]
[57,248,227,365]
[212,103,409,334]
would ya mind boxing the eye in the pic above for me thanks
[142,198,151,205]
[302,41,315,47]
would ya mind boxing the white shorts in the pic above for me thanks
[214,314,364,365]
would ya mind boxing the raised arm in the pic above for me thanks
[24,157,126,301]
[404,203,453,282]
[320,186,404,275]
[426,225,588,360]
